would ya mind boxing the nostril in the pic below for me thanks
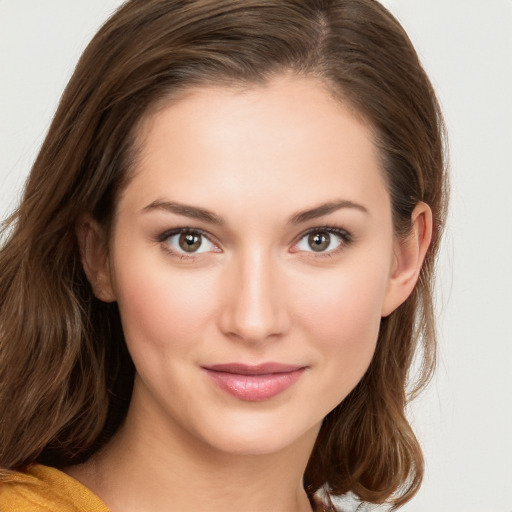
[219,291,288,343]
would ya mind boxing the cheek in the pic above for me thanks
[294,264,386,335]
[300,275,384,412]
[289,261,389,382]
[111,252,217,355]
[317,285,381,360]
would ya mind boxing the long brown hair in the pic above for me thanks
[0,0,448,508]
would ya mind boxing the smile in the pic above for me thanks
[202,363,306,401]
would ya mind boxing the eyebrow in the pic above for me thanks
[142,199,368,225]
[142,200,225,225]
[287,200,368,225]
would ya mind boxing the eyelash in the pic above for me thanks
[155,225,353,261]
[293,225,353,258]
[156,227,219,260]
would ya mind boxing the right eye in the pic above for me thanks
[160,229,220,256]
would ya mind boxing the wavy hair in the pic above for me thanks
[0,0,448,508]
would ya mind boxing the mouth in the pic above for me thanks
[202,363,306,401]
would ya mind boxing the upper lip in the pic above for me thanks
[203,363,305,375]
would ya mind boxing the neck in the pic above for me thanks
[68,390,319,512]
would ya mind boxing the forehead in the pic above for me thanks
[121,76,390,221]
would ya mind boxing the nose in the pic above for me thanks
[218,249,289,343]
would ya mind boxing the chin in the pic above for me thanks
[191,411,321,458]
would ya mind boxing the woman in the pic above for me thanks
[0,0,448,510]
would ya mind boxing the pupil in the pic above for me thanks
[309,232,330,252]
[179,233,201,252]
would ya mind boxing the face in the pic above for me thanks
[86,76,418,457]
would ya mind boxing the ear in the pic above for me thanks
[76,216,116,303]
[381,202,433,317]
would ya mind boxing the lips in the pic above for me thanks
[202,363,306,401]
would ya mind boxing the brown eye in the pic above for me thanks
[179,232,203,252]
[308,232,331,252]
[294,228,349,255]
[162,229,218,256]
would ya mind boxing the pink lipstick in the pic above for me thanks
[203,363,305,401]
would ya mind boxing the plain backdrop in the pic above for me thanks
[1,1,511,510]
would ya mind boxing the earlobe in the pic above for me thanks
[76,216,116,303]
[381,202,433,317]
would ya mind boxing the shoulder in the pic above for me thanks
[0,464,110,512]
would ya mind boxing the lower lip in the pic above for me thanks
[204,368,305,401]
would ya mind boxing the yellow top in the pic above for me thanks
[0,464,110,512]
[0,463,339,512]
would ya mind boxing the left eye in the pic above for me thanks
[295,230,346,253]
[165,231,216,254]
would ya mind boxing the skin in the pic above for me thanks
[73,75,432,512]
